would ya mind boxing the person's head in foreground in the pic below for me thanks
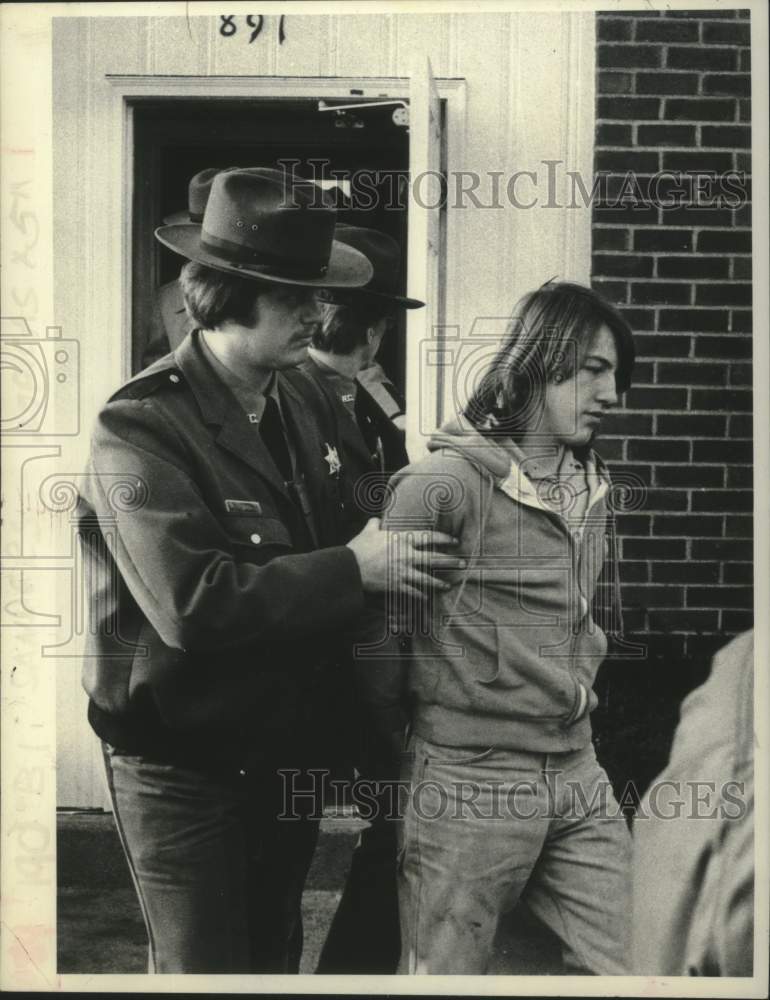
[465,280,635,452]
[154,167,373,372]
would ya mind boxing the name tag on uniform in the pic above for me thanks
[225,499,263,514]
[341,393,355,403]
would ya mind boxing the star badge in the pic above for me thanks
[323,442,342,476]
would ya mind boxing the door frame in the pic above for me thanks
[106,74,468,434]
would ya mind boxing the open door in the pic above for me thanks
[406,56,443,460]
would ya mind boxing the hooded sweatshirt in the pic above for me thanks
[375,416,619,753]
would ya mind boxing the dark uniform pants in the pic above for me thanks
[102,744,320,973]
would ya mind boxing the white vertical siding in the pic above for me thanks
[53,11,595,807]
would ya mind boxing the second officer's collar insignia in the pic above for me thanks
[323,442,342,477]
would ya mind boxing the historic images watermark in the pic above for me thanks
[276,157,750,212]
[278,768,750,824]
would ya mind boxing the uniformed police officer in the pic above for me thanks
[78,168,461,974]
[300,226,421,531]
[298,226,422,973]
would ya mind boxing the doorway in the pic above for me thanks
[131,97,410,384]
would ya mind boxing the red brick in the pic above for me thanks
[631,282,690,306]
[739,99,751,122]
[622,585,684,607]
[657,361,728,386]
[662,151,735,173]
[623,537,686,560]
[618,307,656,331]
[631,361,655,383]
[599,44,662,69]
[658,257,729,279]
[729,414,753,437]
[725,515,753,538]
[593,229,629,252]
[628,438,690,462]
[665,9,734,16]
[693,335,752,360]
[636,72,700,95]
[597,123,634,146]
[657,413,727,437]
[687,586,753,608]
[695,283,752,306]
[732,258,752,279]
[722,609,754,632]
[648,609,719,632]
[593,254,654,278]
[616,513,652,536]
[591,278,627,301]
[636,19,699,42]
[618,561,649,583]
[599,97,662,120]
[601,412,654,436]
[734,202,752,226]
[652,561,720,583]
[655,466,723,488]
[726,466,752,488]
[659,309,729,333]
[739,49,750,72]
[597,18,633,41]
[642,489,689,511]
[667,47,737,72]
[654,514,723,536]
[594,205,660,225]
[701,20,751,45]
[664,98,737,121]
[703,74,751,98]
[638,124,697,146]
[693,439,752,462]
[596,150,660,173]
[731,311,753,332]
[697,230,751,252]
[691,490,753,513]
[626,386,688,410]
[691,387,752,410]
[729,363,752,386]
[634,229,692,252]
[634,334,691,358]
[661,206,735,227]
[598,71,636,96]
[691,538,752,561]
[723,563,754,584]
[701,125,751,148]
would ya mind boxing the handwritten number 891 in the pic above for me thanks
[219,15,286,44]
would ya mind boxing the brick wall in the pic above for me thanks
[589,9,752,792]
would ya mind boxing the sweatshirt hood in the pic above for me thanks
[428,414,612,499]
[427,415,512,480]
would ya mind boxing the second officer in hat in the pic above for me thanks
[77,168,462,974]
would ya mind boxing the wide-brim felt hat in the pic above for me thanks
[155,168,373,289]
[162,166,240,225]
[320,225,424,309]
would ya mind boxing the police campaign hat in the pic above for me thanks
[155,168,373,289]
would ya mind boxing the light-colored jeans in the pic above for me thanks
[398,734,632,975]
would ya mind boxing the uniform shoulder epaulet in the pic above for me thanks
[107,360,185,403]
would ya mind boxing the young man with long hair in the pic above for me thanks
[373,280,636,974]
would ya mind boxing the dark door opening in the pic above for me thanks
[131,98,410,384]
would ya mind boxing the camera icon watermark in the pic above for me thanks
[0,316,79,436]
[419,317,579,439]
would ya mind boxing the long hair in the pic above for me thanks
[464,280,635,440]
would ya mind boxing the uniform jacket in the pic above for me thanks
[372,416,615,752]
[78,330,364,769]
[299,354,409,537]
